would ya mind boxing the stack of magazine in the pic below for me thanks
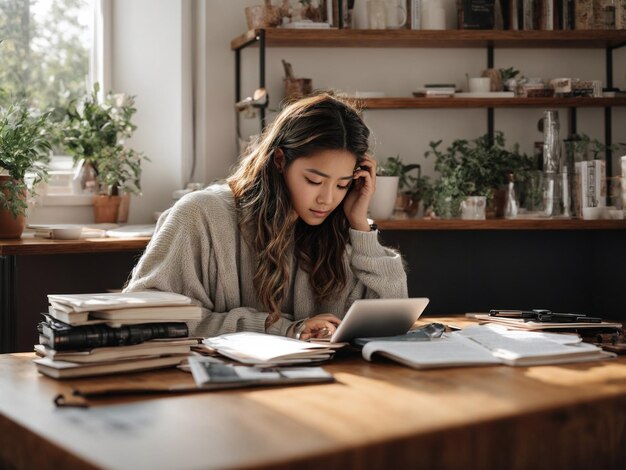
[33,291,202,379]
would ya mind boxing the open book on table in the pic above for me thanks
[362,324,615,369]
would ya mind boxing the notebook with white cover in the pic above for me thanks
[48,291,193,312]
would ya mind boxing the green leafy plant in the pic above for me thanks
[425,132,533,217]
[377,155,426,191]
[499,67,520,82]
[63,83,148,196]
[0,100,51,218]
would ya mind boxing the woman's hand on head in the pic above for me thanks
[297,313,341,341]
[343,154,376,231]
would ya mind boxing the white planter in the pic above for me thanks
[369,176,399,220]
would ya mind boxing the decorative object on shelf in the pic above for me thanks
[410,0,422,29]
[481,68,503,92]
[379,156,431,218]
[0,100,51,239]
[460,195,486,219]
[422,0,446,29]
[500,67,520,92]
[425,132,533,219]
[246,0,282,29]
[62,83,148,224]
[468,77,490,93]
[282,59,313,101]
[369,156,405,219]
[541,110,562,217]
[504,173,519,218]
[384,0,408,29]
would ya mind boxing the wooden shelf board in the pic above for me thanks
[356,97,626,109]
[376,219,626,230]
[231,29,626,50]
[0,237,150,256]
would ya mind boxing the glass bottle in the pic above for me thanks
[542,110,562,217]
[504,173,519,218]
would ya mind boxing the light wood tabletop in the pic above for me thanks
[1,316,626,469]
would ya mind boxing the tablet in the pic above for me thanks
[330,298,430,343]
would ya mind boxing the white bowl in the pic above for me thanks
[582,207,606,220]
[51,227,83,240]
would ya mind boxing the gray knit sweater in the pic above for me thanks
[124,184,408,337]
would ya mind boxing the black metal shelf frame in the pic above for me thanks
[233,29,625,177]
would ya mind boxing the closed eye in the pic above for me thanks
[337,183,351,190]
[305,177,322,186]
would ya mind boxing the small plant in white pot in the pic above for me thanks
[369,156,402,220]
[0,97,51,238]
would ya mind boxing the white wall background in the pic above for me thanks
[99,0,626,223]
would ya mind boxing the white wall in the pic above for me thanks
[105,0,626,223]
[110,0,190,223]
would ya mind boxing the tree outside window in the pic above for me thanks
[0,0,92,125]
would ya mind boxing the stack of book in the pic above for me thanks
[413,84,456,98]
[34,291,202,379]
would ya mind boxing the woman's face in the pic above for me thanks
[280,149,357,226]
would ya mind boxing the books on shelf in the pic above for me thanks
[188,356,334,390]
[362,324,615,369]
[202,332,339,366]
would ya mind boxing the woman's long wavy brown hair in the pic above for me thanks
[227,93,370,325]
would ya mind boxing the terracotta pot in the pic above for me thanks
[93,195,122,224]
[0,176,26,239]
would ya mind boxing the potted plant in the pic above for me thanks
[368,156,401,220]
[63,83,147,223]
[0,98,51,238]
[425,132,533,218]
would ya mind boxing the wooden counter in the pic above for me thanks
[0,236,150,256]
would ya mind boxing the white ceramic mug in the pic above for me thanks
[384,0,407,29]
[468,77,491,93]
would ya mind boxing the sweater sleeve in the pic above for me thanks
[124,192,295,338]
[346,228,408,300]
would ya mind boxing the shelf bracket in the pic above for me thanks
[0,255,16,354]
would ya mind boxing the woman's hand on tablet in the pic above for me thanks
[297,313,341,341]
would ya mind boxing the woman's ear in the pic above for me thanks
[274,148,285,173]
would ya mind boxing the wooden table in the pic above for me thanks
[0,237,150,353]
[1,318,625,470]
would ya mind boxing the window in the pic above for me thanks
[0,0,94,119]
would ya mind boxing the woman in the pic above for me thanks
[125,93,407,340]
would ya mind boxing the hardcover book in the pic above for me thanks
[39,319,189,351]
[462,0,495,29]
